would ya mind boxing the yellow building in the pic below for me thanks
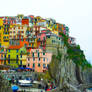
[0,19,3,26]
[6,45,23,68]
[19,47,27,67]
[47,23,59,36]
[0,19,4,47]
[2,24,9,48]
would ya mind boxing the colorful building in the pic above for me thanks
[0,14,70,72]
[6,45,22,68]
[26,48,52,72]
[2,24,10,48]
[19,47,27,67]
[22,18,29,26]
[9,24,28,47]
[0,18,4,47]
[46,33,64,54]
[0,47,6,65]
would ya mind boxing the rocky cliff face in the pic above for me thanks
[57,47,84,92]
[48,44,91,92]
[83,68,92,84]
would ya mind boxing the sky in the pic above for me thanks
[0,0,92,63]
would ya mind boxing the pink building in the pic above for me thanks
[26,48,52,72]
[37,31,47,50]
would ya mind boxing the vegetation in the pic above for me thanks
[67,45,92,69]
[59,31,92,69]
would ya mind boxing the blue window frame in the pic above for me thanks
[20,55,22,58]
[16,55,18,58]
[20,60,22,65]
[43,64,46,68]
[8,49,10,52]
[8,55,10,58]
[16,49,18,53]
[8,59,10,64]
[38,63,40,67]
[43,58,45,61]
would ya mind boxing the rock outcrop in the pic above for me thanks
[54,46,84,92]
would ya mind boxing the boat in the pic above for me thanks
[18,80,32,87]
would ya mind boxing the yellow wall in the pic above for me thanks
[0,25,4,47]
[6,49,20,68]
[0,19,3,26]
[19,54,27,65]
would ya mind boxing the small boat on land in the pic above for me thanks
[18,80,32,87]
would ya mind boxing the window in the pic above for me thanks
[47,58,48,61]
[56,37,58,39]
[20,60,22,65]
[16,49,18,53]
[8,59,10,64]
[38,58,40,61]
[28,58,30,61]
[43,58,45,61]
[38,38,40,41]
[38,52,39,57]
[16,55,18,58]
[4,55,6,59]
[38,63,40,67]
[28,63,30,66]
[32,53,34,57]
[43,64,46,68]
[33,63,35,68]
[16,60,18,64]
[20,55,22,58]
[24,44,27,47]
[43,37,45,40]
[32,44,34,47]
[3,36,6,39]
[43,52,45,55]
[52,40,55,43]
[33,57,35,61]
[8,55,10,58]
[21,31,24,33]
[47,64,49,68]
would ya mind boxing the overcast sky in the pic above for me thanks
[0,0,92,63]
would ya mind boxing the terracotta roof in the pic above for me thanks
[8,45,23,49]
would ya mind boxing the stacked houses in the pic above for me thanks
[0,14,75,72]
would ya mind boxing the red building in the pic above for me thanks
[22,19,29,25]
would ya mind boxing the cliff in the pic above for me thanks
[48,39,91,92]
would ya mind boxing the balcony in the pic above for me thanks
[29,40,35,43]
